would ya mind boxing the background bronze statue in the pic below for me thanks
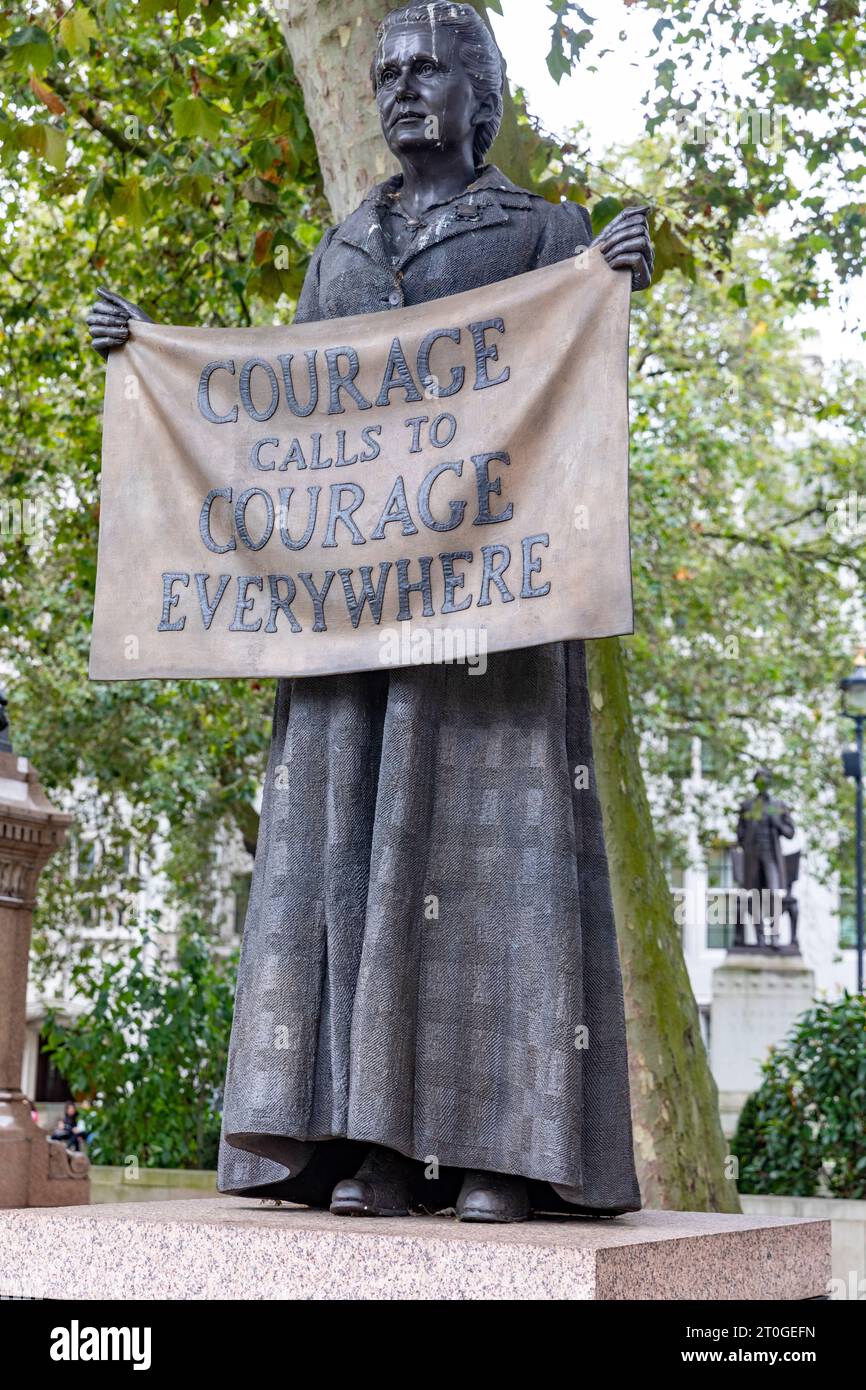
[87,3,653,1223]
[733,767,798,951]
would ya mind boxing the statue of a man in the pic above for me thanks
[87,3,652,1223]
[735,767,796,948]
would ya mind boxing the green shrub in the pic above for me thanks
[42,925,238,1170]
[732,993,866,1199]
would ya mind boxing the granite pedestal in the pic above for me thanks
[0,1197,830,1301]
[710,951,816,1136]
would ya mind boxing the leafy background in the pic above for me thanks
[1,0,865,1161]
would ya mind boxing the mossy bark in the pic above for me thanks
[275,0,739,1212]
[586,640,739,1210]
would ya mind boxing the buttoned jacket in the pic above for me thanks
[294,164,593,323]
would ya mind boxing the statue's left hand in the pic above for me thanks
[85,287,153,359]
[594,207,654,291]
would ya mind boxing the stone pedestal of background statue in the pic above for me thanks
[710,952,816,1138]
[0,711,89,1208]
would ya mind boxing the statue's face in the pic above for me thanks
[374,24,480,159]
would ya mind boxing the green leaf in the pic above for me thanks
[83,172,106,209]
[59,8,99,55]
[170,96,224,142]
[525,137,548,179]
[727,282,748,307]
[241,175,278,206]
[143,152,174,177]
[651,217,696,283]
[590,195,623,235]
[546,44,570,85]
[200,0,231,27]
[42,126,67,171]
[294,221,321,251]
[656,58,676,94]
[110,175,148,232]
[7,25,54,76]
[16,123,47,156]
[249,137,281,173]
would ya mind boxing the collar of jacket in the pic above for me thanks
[333,164,541,272]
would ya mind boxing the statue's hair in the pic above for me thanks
[371,3,506,166]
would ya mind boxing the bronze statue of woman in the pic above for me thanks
[87,3,653,1223]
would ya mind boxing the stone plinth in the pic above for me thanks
[710,952,815,1135]
[740,1194,866,1298]
[0,1198,830,1301]
[0,747,88,1208]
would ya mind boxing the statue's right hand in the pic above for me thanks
[86,288,153,360]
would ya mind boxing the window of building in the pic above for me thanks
[707,846,735,888]
[667,732,693,780]
[839,885,859,949]
[665,858,686,890]
[706,844,736,948]
[72,836,96,878]
[700,739,727,781]
[35,1034,73,1104]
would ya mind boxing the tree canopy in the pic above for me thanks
[1,1,327,954]
[0,0,864,965]
[542,0,866,305]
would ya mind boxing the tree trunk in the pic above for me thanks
[275,0,398,221]
[586,640,738,1209]
[274,0,739,1212]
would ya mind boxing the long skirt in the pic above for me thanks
[217,641,640,1215]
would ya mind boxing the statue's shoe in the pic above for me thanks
[456,1170,530,1223]
[329,1146,412,1217]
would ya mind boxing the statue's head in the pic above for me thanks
[371,3,505,169]
[754,765,773,793]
